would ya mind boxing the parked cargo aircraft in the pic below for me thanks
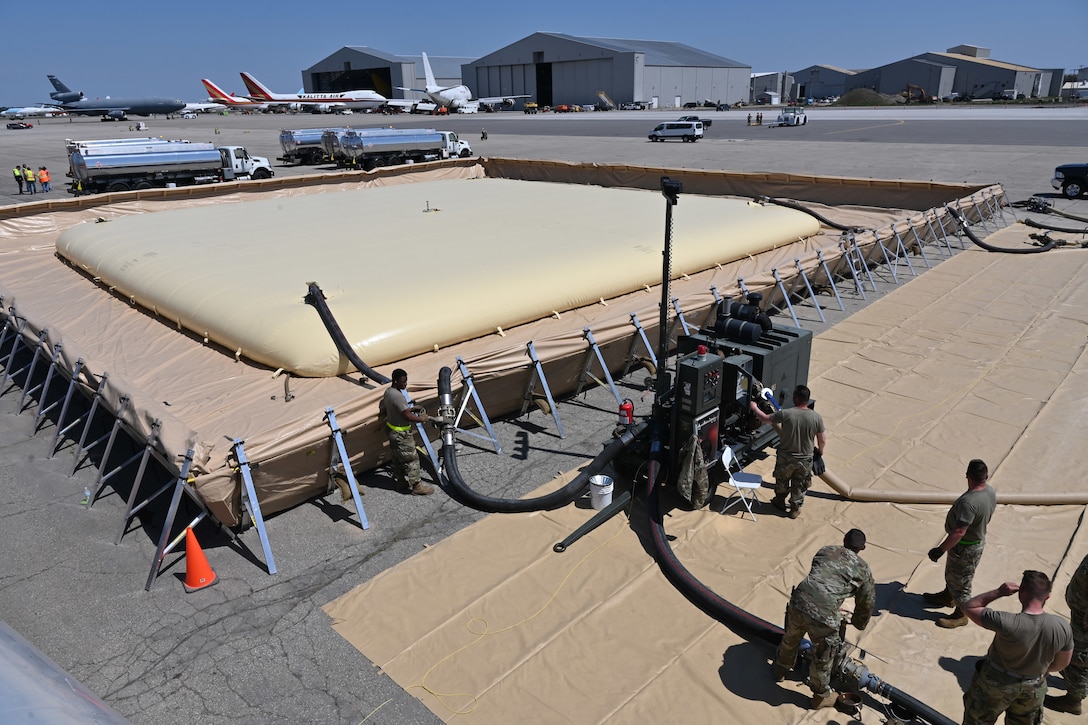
[239,72,387,112]
[200,79,271,111]
[398,52,529,113]
[47,75,185,120]
[1,105,59,119]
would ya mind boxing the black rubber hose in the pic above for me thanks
[948,210,1058,254]
[755,195,863,232]
[436,366,646,513]
[304,283,390,384]
[883,685,958,725]
[1024,218,1088,235]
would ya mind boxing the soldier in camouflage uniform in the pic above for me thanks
[962,571,1073,725]
[1046,553,1088,715]
[923,459,996,628]
[382,369,435,496]
[749,384,826,519]
[773,529,875,709]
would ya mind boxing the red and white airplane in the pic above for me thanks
[239,72,387,112]
[201,79,271,111]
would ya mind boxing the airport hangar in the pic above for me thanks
[791,44,1065,101]
[302,32,752,109]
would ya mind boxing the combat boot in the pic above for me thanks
[936,607,968,628]
[410,482,436,496]
[772,663,789,682]
[810,690,837,709]
[788,505,802,519]
[922,589,954,607]
[771,495,787,512]
[1045,693,1083,715]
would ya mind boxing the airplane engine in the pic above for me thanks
[502,98,516,108]
[105,109,127,121]
[52,91,84,103]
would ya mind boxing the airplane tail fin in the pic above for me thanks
[239,72,274,101]
[47,75,71,93]
[202,79,237,103]
[421,52,437,89]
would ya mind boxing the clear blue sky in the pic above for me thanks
[3,0,1084,104]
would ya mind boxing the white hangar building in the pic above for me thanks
[301,47,474,100]
[463,32,751,109]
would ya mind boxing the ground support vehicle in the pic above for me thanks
[648,121,704,142]
[772,107,807,126]
[524,102,539,114]
[330,130,471,170]
[1052,164,1088,198]
[6,122,33,130]
[676,115,712,127]
[68,144,272,195]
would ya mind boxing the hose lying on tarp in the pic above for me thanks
[435,366,646,513]
[304,282,390,384]
[755,195,863,232]
[947,209,1058,254]
[640,419,956,725]
[1024,218,1088,235]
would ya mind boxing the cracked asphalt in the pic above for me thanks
[1,106,1086,724]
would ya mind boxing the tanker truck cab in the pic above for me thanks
[219,146,273,180]
[440,131,473,158]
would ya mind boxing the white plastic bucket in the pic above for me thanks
[589,475,614,510]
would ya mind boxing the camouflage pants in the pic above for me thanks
[962,659,1046,725]
[773,454,813,510]
[1061,610,1088,700]
[775,605,839,696]
[945,542,984,607]
[387,428,420,489]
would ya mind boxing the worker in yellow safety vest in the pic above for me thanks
[22,165,36,194]
[12,165,24,194]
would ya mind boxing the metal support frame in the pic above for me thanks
[792,259,826,323]
[17,339,56,414]
[893,224,932,269]
[89,414,158,509]
[230,439,277,575]
[29,345,63,429]
[837,237,868,300]
[323,407,369,530]
[452,357,501,454]
[53,370,105,459]
[2,328,47,394]
[73,394,129,476]
[866,229,900,284]
[40,358,83,438]
[906,220,936,264]
[0,311,26,382]
[574,326,623,407]
[770,268,801,327]
[623,313,658,377]
[814,250,845,312]
[146,449,232,591]
[520,341,565,438]
[114,421,165,541]
[884,226,918,277]
[83,396,131,488]
[670,298,693,338]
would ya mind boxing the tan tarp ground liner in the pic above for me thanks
[53,180,819,377]
[325,224,1088,724]
[0,160,1000,526]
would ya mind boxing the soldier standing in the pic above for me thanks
[962,571,1072,725]
[749,384,827,519]
[1046,553,1088,715]
[923,459,997,628]
[773,528,875,709]
[381,369,435,496]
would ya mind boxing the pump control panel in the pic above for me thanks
[676,351,724,417]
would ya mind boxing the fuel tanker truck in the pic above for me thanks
[323,128,472,170]
[67,142,273,195]
[278,127,342,165]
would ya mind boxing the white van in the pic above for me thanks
[648,121,704,142]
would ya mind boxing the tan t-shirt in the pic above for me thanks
[983,609,1073,677]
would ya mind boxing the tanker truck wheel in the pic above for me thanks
[107,182,131,193]
[251,168,271,180]
[459,149,472,158]
[134,181,153,190]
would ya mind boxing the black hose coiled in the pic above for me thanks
[948,210,1057,254]
[304,283,390,384]
[755,195,863,232]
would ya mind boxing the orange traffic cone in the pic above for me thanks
[183,527,218,593]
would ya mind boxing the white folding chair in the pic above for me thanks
[718,447,764,521]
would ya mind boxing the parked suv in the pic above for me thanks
[1052,164,1088,198]
[648,121,704,142]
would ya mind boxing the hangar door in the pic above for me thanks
[309,68,389,96]
[536,63,553,106]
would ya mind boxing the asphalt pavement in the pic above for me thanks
[1,105,1087,725]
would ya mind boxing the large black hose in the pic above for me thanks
[436,366,646,513]
[304,283,390,384]
[1024,218,1088,235]
[948,209,1058,254]
[755,195,863,232]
